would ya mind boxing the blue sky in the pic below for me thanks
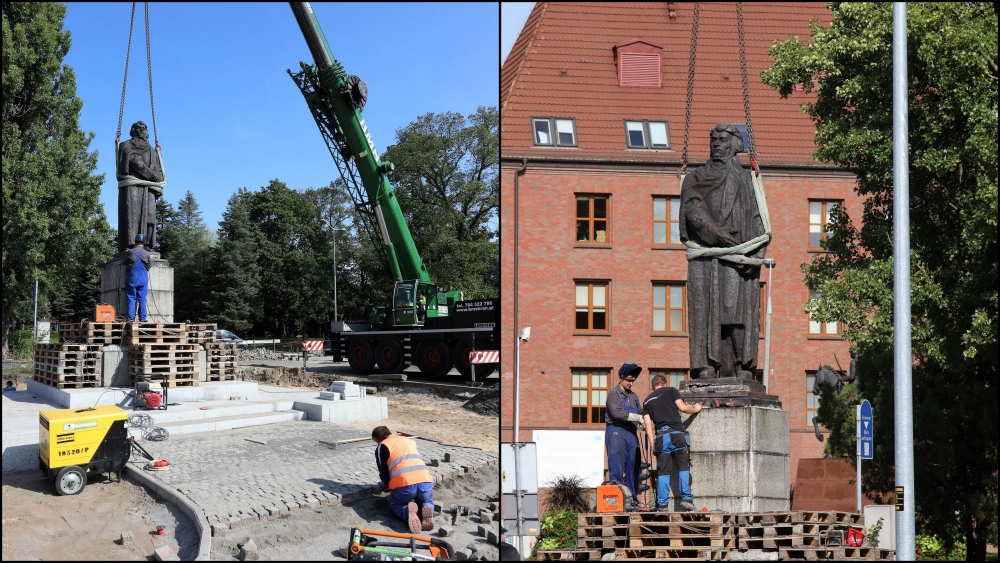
[62,3,499,231]
[501,2,534,64]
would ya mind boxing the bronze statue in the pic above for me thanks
[116,120,165,252]
[680,123,768,379]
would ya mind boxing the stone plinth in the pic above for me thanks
[100,251,173,322]
[679,377,782,409]
[660,405,790,512]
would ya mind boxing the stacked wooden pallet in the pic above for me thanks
[124,322,186,345]
[129,343,199,387]
[58,321,125,344]
[33,343,102,388]
[538,510,894,561]
[204,341,238,381]
[186,323,217,345]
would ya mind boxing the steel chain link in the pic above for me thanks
[116,2,136,144]
[736,2,759,170]
[679,2,700,178]
[144,2,159,149]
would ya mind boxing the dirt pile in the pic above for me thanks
[238,366,341,389]
[238,347,288,361]
[461,385,499,417]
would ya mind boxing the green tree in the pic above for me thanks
[2,2,111,354]
[762,3,997,559]
[204,190,260,334]
[158,191,212,323]
[382,106,499,299]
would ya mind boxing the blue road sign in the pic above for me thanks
[860,399,873,459]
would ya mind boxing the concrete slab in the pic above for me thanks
[26,379,260,408]
[292,397,387,424]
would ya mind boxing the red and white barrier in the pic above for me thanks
[302,340,324,351]
[469,350,499,364]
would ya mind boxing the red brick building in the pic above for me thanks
[501,2,858,490]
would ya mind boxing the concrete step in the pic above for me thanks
[133,400,296,425]
[144,410,305,438]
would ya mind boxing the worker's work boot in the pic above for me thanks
[420,504,434,531]
[679,499,696,512]
[406,502,421,534]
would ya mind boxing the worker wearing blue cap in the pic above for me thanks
[605,362,645,508]
[125,233,152,321]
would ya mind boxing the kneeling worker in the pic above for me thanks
[373,426,435,534]
[641,374,702,511]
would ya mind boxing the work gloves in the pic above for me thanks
[627,413,643,423]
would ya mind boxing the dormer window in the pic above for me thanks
[614,40,663,88]
[533,118,577,147]
[625,120,670,149]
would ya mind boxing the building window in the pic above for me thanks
[808,290,840,336]
[532,117,577,146]
[576,195,609,243]
[806,372,822,429]
[653,196,681,245]
[571,368,610,424]
[575,281,609,331]
[652,283,685,333]
[625,121,670,149]
[809,200,840,248]
[649,369,688,390]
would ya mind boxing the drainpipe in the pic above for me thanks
[511,157,528,555]
[512,157,528,421]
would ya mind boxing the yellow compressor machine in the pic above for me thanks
[39,405,154,495]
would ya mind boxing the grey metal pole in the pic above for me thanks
[333,229,338,322]
[762,259,775,392]
[513,334,523,555]
[892,3,915,559]
[33,279,39,342]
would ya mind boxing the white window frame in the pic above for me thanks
[624,120,670,149]
[532,117,577,147]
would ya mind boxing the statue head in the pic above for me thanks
[709,123,744,162]
[129,121,149,141]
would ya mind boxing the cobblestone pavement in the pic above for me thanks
[127,421,498,535]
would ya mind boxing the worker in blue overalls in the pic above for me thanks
[125,233,152,322]
[605,362,645,509]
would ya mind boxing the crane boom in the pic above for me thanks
[288,2,430,283]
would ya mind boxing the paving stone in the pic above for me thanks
[238,538,259,561]
[433,501,443,514]
[154,545,180,561]
[438,526,453,537]
[429,458,440,466]
[456,549,472,561]
[487,530,498,545]
[121,531,133,546]
[444,452,453,462]
[477,524,488,537]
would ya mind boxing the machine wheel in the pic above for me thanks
[453,340,498,380]
[376,340,405,373]
[347,340,376,374]
[414,340,452,378]
[54,465,86,496]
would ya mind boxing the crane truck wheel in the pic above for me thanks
[347,340,377,374]
[414,340,452,378]
[376,340,405,373]
[453,340,497,380]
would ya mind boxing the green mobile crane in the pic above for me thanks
[287,3,497,379]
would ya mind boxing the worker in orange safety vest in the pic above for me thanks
[372,426,435,534]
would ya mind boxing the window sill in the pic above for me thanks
[651,244,686,251]
[573,331,612,337]
[575,243,612,249]
[650,332,688,338]
[531,144,580,149]
[626,147,674,152]
[807,248,830,254]
[807,334,844,340]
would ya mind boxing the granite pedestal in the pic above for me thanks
[100,251,173,322]
[653,379,789,512]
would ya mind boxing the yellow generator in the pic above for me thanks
[39,405,136,495]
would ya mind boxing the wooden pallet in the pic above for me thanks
[613,547,722,560]
[32,377,101,389]
[57,322,125,344]
[579,513,631,526]
[536,549,602,561]
[125,322,187,344]
[738,535,820,549]
[577,536,628,550]
[35,343,101,357]
[186,323,217,344]
[631,512,733,524]
[794,511,863,524]
[777,546,892,560]
[629,534,737,549]
[131,375,199,387]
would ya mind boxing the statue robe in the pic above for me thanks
[679,157,766,374]
[116,138,163,252]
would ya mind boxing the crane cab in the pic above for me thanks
[390,280,436,327]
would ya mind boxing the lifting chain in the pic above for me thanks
[115,3,159,150]
[678,2,700,178]
[736,2,759,174]
[144,2,159,149]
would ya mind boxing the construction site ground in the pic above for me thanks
[1,359,499,561]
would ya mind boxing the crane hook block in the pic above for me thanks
[377,161,395,175]
[344,75,368,110]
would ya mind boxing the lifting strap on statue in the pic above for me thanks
[115,2,167,195]
[677,2,772,266]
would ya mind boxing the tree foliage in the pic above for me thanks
[2,2,111,354]
[157,191,213,323]
[762,3,997,559]
[204,190,260,334]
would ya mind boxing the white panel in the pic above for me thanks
[501,442,538,493]
[534,431,605,488]
[826,321,839,334]
[653,285,666,307]
[594,374,607,389]
[591,389,601,406]
[654,223,667,243]
[593,285,606,307]
[809,320,821,334]
[809,201,822,224]
[670,285,683,306]
[670,198,680,220]
[653,310,666,331]
[649,122,668,147]
[670,310,683,332]
[670,223,680,244]
[576,285,588,307]
[653,197,666,220]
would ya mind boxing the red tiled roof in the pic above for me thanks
[501,2,834,168]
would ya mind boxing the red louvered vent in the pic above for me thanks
[615,40,663,88]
